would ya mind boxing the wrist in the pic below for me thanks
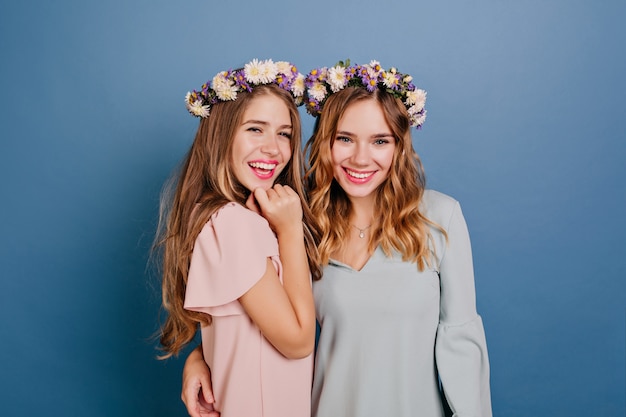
[275,222,304,240]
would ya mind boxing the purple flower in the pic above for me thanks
[277,74,291,90]
[233,70,251,92]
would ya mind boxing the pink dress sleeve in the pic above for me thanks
[184,203,280,317]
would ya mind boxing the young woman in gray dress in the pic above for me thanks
[180,60,492,417]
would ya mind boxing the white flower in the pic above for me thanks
[365,65,379,81]
[382,72,399,89]
[327,66,347,93]
[217,86,238,101]
[405,89,426,108]
[369,60,382,72]
[276,61,293,75]
[211,72,228,89]
[308,82,328,102]
[405,90,417,106]
[244,59,264,84]
[186,97,210,117]
[410,110,426,127]
[403,75,413,83]
[212,72,238,101]
[258,59,278,84]
[291,73,305,97]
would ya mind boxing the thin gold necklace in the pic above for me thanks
[351,224,372,238]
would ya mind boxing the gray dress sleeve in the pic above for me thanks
[434,201,492,417]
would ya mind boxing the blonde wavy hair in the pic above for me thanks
[155,84,321,359]
[304,87,445,272]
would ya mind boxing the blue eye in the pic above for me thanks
[279,131,292,139]
[336,136,351,143]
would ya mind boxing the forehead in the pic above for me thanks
[243,93,292,121]
[338,99,391,133]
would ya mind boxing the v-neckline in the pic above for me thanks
[329,247,379,272]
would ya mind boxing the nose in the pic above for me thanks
[352,142,370,166]
[261,134,280,156]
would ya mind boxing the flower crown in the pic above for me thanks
[304,60,427,128]
[185,59,306,118]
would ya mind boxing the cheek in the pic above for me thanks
[330,147,344,165]
[231,139,249,161]
[375,151,395,175]
[279,141,292,160]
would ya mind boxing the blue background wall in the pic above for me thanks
[1,1,624,416]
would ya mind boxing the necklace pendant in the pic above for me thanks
[352,223,371,238]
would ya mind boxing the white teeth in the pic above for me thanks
[249,162,276,170]
[345,169,372,179]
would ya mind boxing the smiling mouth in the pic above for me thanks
[250,161,277,170]
[249,161,277,178]
[344,168,374,180]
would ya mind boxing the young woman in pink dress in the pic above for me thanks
[155,59,321,417]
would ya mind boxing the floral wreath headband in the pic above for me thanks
[185,59,306,118]
[304,60,427,129]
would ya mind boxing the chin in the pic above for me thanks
[247,180,275,191]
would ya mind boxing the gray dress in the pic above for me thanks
[311,190,492,417]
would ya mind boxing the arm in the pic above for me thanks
[181,345,220,417]
[435,201,492,416]
[238,185,316,359]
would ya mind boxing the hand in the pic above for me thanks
[245,192,261,215]
[252,184,303,236]
[181,347,220,417]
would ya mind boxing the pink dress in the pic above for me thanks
[184,202,313,417]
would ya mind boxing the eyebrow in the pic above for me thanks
[242,119,292,130]
[336,130,393,138]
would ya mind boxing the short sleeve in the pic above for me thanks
[184,203,280,317]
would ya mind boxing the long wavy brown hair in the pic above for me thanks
[304,87,445,272]
[155,84,321,359]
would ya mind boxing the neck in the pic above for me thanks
[349,196,375,229]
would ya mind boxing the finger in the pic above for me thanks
[275,186,301,207]
[270,184,288,197]
[183,395,201,417]
[181,388,198,417]
[253,188,270,207]
[253,188,275,217]
[278,185,298,200]
[199,374,215,404]
[265,187,280,199]
[245,192,260,214]
[273,184,294,193]
[281,184,296,196]
[274,184,299,199]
